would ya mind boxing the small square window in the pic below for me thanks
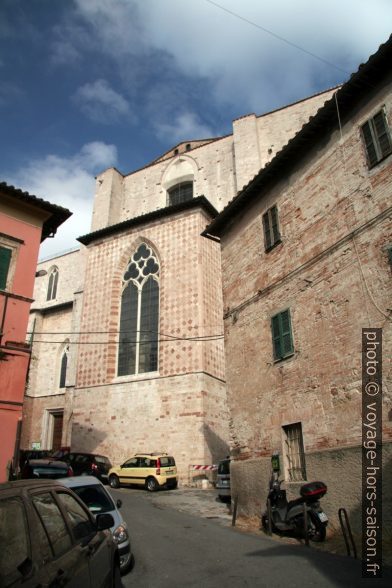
[361,108,392,168]
[283,422,306,482]
[271,309,294,361]
[262,205,281,251]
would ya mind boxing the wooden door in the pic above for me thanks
[52,413,63,451]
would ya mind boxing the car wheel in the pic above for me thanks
[145,477,159,492]
[109,475,120,489]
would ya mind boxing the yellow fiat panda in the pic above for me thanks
[108,453,178,492]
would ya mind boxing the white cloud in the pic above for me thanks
[73,79,132,123]
[66,0,392,111]
[154,111,213,143]
[6,141,117,259]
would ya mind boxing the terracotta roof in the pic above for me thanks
[202,35,392,239]
[78,196,218,246]
[0,182,72,241]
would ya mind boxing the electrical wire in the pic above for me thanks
[205,0,350,76]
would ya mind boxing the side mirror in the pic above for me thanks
[116,499,122,509]
[96,513,114,531]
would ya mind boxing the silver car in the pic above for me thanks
[61,475,132,574]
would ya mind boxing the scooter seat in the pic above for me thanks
[287,496,305,510]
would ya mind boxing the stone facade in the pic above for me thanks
[21,87,338,482]
[205,41,392,550]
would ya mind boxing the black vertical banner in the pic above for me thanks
[362,328,382,578]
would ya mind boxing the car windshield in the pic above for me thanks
[218,460,230,475]
[71,485,115,514]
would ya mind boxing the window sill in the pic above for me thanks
[265,239,282,253]
[112,371,160,384]
[273,352,295,364]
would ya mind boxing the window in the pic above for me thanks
[361,109,392,168]
[118,243,159,376]
[271,309,294,361]
[0,498,30,586]
[283,422,306,481]
[32,493,72,557]
[46,267,59,301]
[56,492,95,541]
[262,205,281,251]
[59,345,69,388]
[168,182,193,206]
[0,246,12,290]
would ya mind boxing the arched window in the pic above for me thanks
[168,182,193,206]
[47,267,59,301]
[59,345,69,388]
[118,243,160,376]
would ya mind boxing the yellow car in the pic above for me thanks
[108,453,178,492]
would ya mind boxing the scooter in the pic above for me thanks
[262,472,328,542]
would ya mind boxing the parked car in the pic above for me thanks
[21,458,73,479]
[18,449,51,470]
[61,475,133,574]
[60,452,112,482]
[216,458,231,502]
[0,479,120,587]
[109,453,178,492]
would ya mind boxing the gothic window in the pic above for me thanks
[59,345,69,388]
[168,182,193,206]
[47,267,59,301]
[118,243,159,376]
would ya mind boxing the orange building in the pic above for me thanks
[0,182,71,482]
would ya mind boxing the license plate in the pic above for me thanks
[165,470,173,475]
[318,511,328,522]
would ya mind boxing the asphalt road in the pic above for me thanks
[110,486,391,588]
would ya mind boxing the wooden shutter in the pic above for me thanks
[280,309,294,357]
[263,211,272,250]
[361,121,378,167]
[271,314,282,359]
[0,247,12,290]
[270,205,280,243]
[373,110,392,159]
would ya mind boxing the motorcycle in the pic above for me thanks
[262,472,328,542]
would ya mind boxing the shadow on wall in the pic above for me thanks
[70,421,108,454]
[202,423,230,464]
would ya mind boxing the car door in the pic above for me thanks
[32,490,91,587]
[56,491,112,588]
[119,457,140,485]
[0,494,48,588]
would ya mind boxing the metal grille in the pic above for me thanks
[283,422,306,481]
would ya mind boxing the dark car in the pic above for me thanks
[21,458,73,480]
[19,450,52,470]
[216,458,231,502]
[0,479,120,587]
[63,452,112,482]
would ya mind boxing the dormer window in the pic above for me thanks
[174,148,179,156]
[186,144,191,151]
[168,182,193,206]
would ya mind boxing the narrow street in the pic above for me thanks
[111,487,391,588]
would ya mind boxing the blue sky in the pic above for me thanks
[1,0,391,258]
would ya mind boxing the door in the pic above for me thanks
[52,413,63,451]
[56,491,112,588]
[32,491,91,588]
[119,457,141,485]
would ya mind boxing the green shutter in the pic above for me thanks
[280,309,294,357]
[271,205,280,243]
[373,111,392,159]
[263,212,272,250]
[361,121,378,167]
[271,309,294,360]
[0,247,12,290]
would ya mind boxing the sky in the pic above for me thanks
[1,0,391,259]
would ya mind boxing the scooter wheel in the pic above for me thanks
[307,512,326,542]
